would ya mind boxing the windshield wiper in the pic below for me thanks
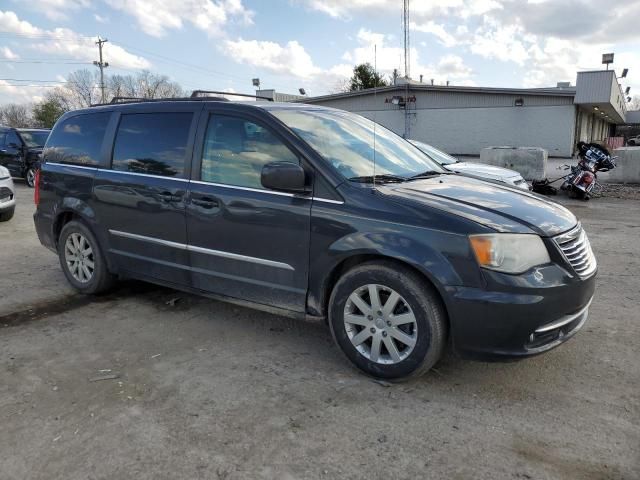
[406,170,445,181]
[348,174,407,184]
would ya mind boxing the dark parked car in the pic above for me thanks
[34,99,596,380]
[0,127,50,187]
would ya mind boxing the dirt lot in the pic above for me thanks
[1,182,639,480]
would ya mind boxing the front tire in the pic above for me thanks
[328,261,447,380]
[58,220,115,294]
[0,206,14,222]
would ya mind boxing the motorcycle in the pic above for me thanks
[559,142,616,200]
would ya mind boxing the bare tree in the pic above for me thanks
[629,95,640,111]
[0,104,33,127]
[108,70,184,100]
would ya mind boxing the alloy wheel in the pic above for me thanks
[343,284,418,364]
[26,168,36,188]
[64,233,95,283]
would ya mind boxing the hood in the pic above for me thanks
[445,162,522,180]
[380,174,576,237]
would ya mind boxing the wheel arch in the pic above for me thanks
[312,253,451,328]
[52,206,117,273]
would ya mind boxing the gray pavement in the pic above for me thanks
[1,182,639,479]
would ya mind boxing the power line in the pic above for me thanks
[0,60,92,64]
[0,78,68,83]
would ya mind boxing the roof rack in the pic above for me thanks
[109,96,146,104]
[190,90,273,101]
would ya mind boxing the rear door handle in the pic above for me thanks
[191,197,218,209]
[159,192,182,203]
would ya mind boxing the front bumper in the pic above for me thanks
[0,180,15,211]
[445,264,597,360]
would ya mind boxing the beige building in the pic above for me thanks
[290,70,629,158]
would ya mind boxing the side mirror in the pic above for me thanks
[261,161,308,193]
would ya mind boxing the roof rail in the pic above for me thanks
[109,96,146,104]
[90,96,226,107]
[190,90,273,101]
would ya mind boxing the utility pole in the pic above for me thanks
[93,37,109,103]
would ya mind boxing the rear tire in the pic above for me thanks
[328,261,447,381]
[58,220,115,294]
[25,167,36,188]
[0,206,14,222]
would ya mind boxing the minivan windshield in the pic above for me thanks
[19,130,49,148]
[409,140,459,165]
[270,108,445,181]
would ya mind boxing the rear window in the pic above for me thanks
[44,113,110,166]
[112,112,193,178]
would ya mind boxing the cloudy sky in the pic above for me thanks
[0,0,638,104]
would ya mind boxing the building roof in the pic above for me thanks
[302,83,577,104]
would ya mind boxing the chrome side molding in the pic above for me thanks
[108,229,295,271]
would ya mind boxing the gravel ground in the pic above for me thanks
[1,182,639,480]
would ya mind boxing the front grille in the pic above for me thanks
[554,224,597,278]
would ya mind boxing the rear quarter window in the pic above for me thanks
[44,113,110,166]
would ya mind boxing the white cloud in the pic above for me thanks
[222,38,322,78]
[0,10,151,70]
[411,21,459,48]
[0,80,45,103]
[341,28,474,84]
[301,0,500,21]
[11,0,89,21]
[1,46,19,59]
[94,13,109,23]
[105,0,253,38]
[470,20,531,66]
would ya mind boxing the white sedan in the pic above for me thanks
[0,165,16,222]
[409,140,531,190]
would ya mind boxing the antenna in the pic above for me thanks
[373,44,378,187]
[403,0,410,79]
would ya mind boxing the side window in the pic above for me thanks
[201,115,298,189]
[112,112,192,178]
[44,113,110,166]
[6,131,21,147]
[0,132,6,147]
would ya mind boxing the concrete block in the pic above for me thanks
[600,147,640,184]
[479,146,548,181]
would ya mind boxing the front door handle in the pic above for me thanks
[191,197,218,209]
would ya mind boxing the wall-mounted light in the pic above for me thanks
[625,86,631,95]
[620,68,629,78]
[593,106,599,111]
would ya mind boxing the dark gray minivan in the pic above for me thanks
[34,98,596,379]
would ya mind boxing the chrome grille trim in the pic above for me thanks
[554,224,597,278]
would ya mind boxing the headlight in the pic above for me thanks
[469,233,550,274]
[0,166,9,180]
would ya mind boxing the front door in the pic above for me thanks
[93,108,199,287]
[186,110,312,312]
